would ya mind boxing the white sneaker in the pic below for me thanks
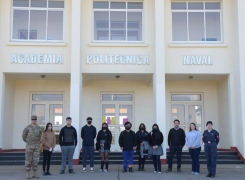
[191,171,195,175]
[99,169,103,172]
[90,167,94,173]
[158,172,162,174]
[104,169,108,172]
[82,168,86,173]
[154,171,157,173]
[194,172,199,175]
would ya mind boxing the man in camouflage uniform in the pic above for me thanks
[22,115,42,179]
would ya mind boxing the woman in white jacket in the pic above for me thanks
[186,123,201,175]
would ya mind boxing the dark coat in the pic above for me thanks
[96,130,112,150]
[135,130,149,150]
[148,131,164,147]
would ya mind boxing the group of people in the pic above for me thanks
[22,116,219,179]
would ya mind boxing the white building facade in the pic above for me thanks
[0,0,245,164]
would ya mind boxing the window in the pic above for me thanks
[30,93,64,126]
[12,0,64,41]
[171,2,222,42]
[93,1,143,42]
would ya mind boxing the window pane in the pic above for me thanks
[50,104,63,125]
[13,0,29,7]
[197,126,202,133]
[110,11,126,41]
[32,94,63,101]
[188,12,204,41]
[93,1,109,9]
[48,11,63,40]
[171,105,185,124]
[102,104,116,125]
[30,10,46,40]
[171,94,201,101]
[127,12,142,41]
[171,2,186,10]
[12,10,29,39]
[31,0,47,7]
[102,94,132,101]
[172,12,187,41]
[205,12,221,41]
[32,104,45,125]
[205,2,221,10]
[49,0,64,8]
[188,105,202,125]
[119,105,132,125]
[94,11,109,40]
[110,2,126,9]
[188,2,203,10]
[128,2,143,9]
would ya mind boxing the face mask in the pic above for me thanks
[125,126,131,130]
[87,121,92,124]
[102,127,107,130]
[153,128,157,132]
[140,127,144,130]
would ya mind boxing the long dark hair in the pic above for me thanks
[138,123,146,131]
[151,123,161,139]
[45,123,53,132]
[101,122,109,131]
[189,123,197,131]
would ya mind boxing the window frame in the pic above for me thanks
[11,0,65,42]
[171,1,223,44]
[92,1,144,43]
[30,92,65,127]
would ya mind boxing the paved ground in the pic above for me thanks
[0,164,245,180]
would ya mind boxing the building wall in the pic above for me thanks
[12,79,70,149]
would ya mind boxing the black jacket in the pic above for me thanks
[148,131,163,147]
[59,126,77,146]
[96,130,112,150]
[81,125,97,146]
[167,128,185,146]
[119,130,136,151]
[135,130,149,150]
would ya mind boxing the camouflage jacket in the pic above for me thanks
[22,125,42,148]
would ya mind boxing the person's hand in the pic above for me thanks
[141,143,143,145]
[120,147,123,150]
[133,147,136,151]
[101,144,104,146]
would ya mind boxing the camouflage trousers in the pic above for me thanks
[25,147,40,171]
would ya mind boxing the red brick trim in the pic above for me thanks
[0,148,2,152]
[73,159,79,165]
[217,148,231,151]
[160,159,167,165]
[230,146,245,164]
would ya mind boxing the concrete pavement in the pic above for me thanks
[0,164,245,180]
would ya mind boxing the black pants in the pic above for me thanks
[152,155,161,172]
[168,145,183,169]
[138,152,145,168]
[43,150,52,171]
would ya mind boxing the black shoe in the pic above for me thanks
[211,175,215,178]
[69,169,75,174]
[166,169,172,173]
[59,170,65,174]
[122,169,127,173]
[129,168,134,173]
[42,171,47,176]
[206,173,211,177]
[138,167,142,171]
[46,171,52,175]
[141,168,145,171]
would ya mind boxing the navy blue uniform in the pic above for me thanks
[202,129,219,175]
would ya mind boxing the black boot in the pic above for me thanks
[129,167,134,173]
[138,164,142,171]
[105,161,109,171]
[46,171,52,175]
[142,164,145,171]
[100,161,105,171]
[42,171,47,176]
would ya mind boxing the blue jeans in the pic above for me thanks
[204,143,217,175]
[82,146,94,168]
[189,147,201,173]
[122,150,134,169]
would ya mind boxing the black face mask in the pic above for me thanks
[153,128,157,132]
[140,127,144,130]
[87,121,92,124]
[125,126,131,130]
[102,127,107,130]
